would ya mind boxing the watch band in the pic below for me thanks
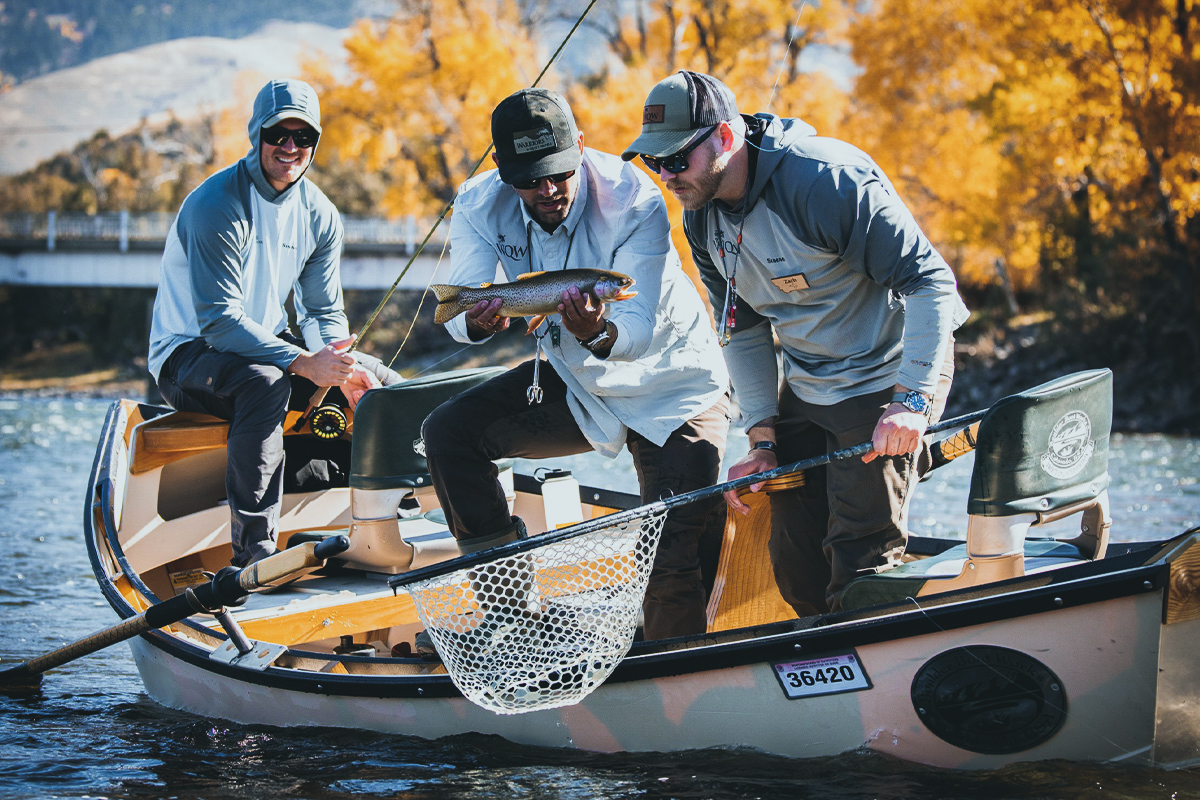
[891,390,932,417]
[578,320,611,351]
[751,440,777,452]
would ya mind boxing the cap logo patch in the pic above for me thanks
[513,125,557,155]
[643,104,665,124]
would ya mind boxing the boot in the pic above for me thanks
[461,516,540,617]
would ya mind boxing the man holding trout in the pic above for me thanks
[421,88,729,640]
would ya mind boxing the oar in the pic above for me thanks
[387,408,989,592]
[0,535,349,693]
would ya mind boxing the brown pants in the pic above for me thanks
[769,346,955,615]
[422,359,729,640]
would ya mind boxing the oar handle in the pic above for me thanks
[387,408,988,592]
[0,536,349,691]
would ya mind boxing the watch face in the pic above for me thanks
[906,392,930,414]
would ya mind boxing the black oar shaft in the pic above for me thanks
[0,535,349,691]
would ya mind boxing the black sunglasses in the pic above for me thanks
[639,126,718,175]
[510,170,576,191]
[261,124,320,149]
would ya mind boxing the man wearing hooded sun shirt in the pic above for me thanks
[149,78,400,568]
[624,71,969,615]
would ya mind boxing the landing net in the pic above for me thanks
[404,510,667,714]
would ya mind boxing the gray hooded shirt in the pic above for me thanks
[685,114,969,429]
[149,79,348,380]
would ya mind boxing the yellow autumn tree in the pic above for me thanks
[844,0,1200,323]
[306,0,560,219]
[569,0,856,289]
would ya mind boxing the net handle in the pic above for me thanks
[387,408,986,592]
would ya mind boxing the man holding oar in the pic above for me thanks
[625,71,969,615]
[148,79,401,569]
[422,88,729,640]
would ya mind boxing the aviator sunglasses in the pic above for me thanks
[639,125,718,175]
[511,170,576,191]
[261,124,320,149]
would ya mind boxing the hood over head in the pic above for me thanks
[245,78,322,201]
[736,113,818,210]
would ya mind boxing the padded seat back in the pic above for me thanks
[968,368,1112,517]
[838,369,1114,611]
[350,366,507,490]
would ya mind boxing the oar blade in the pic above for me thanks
[0,663,42,693]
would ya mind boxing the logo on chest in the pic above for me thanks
[713,228,740,258]
[497,233,528,261]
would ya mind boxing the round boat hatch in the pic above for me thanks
[910,645,1067,754]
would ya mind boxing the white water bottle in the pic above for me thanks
[540,468,584,530]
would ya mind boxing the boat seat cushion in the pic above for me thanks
[838,539,1088,610]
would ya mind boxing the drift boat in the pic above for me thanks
[69,367,1200,769]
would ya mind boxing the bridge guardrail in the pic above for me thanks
[0,212,441,254]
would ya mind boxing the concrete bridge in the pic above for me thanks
[0,212,451,290]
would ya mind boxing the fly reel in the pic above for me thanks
[309,404,348,440]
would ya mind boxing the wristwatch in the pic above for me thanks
[751,440,777,453]
[578,320,612,352]
[891,390,932,418]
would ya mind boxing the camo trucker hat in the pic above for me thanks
[491,89,582,185]
[621,71,739,160]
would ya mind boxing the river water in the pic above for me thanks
[2,395,1200,800]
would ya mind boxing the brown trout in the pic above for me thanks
[430,269,637,329]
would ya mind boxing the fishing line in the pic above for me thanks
[295,0,602,426]
[353,0,602,355]
[385,234,453,371]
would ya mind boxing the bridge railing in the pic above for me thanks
[0,212,442,254]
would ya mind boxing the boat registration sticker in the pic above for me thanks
[772,652,872,699]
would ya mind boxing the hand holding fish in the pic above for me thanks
[431,269,637,333]
[465,298,511,341]
[558,285,606,341]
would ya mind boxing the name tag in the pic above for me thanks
[771,273,810,293]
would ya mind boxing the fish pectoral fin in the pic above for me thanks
[525,314,548,334]
[515,272,547,281]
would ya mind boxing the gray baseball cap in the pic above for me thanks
[491,89,582,185]
[621,71,738,160]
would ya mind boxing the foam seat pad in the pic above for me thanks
[839,539,1089,611]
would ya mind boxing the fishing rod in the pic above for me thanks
[294,0,603,435]
[386,408,989,592]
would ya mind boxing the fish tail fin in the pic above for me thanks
[430,285,469,325]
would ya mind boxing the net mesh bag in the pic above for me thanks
[404,510,667,714]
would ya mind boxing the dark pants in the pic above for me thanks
[769,346,956,615]
[422,360,729,640]
[156,336,400,567]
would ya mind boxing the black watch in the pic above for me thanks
[578,321,611,352]
[891,390,932,417]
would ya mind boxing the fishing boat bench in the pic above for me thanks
[839,368,1114,610]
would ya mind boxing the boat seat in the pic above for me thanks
[339,366,509,573]
[840,368,1114,611]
